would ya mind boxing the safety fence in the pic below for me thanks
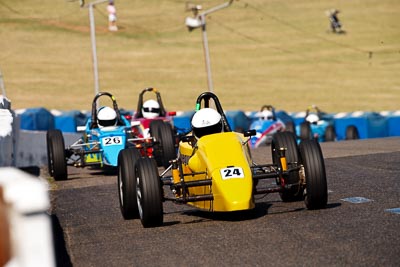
[1,105,400,168]
[14,107,400,139]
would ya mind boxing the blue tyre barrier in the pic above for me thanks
[225,110,252,132]
[173,111,195,134]
[334,111,388,140]
[20,108,54,131]
[53,110,89,133]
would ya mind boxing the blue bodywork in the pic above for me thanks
[249,119,285,148]
[294,106,336,142]
[248,106,294,148]
[82,116,131,167]
[66,92,134,168]
[295,119,332,142]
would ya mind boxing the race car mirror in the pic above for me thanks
[244,129,256,137]
[181,135,195,144]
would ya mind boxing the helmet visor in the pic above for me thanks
[98,119,117,127]
[193,121,223,138]
[143,107,160,113]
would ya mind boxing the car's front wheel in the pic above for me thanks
[136,158,163,228]
[47,129,67,181]
[299,139,328,210]
[118,148,141,219]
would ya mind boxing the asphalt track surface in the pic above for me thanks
[49,137,400,267]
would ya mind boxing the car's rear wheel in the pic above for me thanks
[346,125,359,140]
[118,148,141,219]
[135,158,163,228]
[324,125,336,142]
[285,121,295,133]
[299,122,312,140]
[150,120,176,168]
[47,129,67,181]
[271,132,303,202]
[299,139,328,210]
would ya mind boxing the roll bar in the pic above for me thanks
[134,87,167,118]
[90,92,124,129]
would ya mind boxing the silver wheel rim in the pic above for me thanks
[136,174,143,219]
[118,167,124,206]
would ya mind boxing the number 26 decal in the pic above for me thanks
[220,167,244,180]
[102,136,122,146]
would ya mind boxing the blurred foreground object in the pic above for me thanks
[0,168,55,267]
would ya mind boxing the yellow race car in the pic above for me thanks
[117,92,328,228]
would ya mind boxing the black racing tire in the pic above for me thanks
[299,139,328,210]
[345,125,359,140]
[135,158,163,228]
[46,130,55,177]
[149,120,165,166]
[285,121,295,133]
[324,125,336,142]
[117,148,141,220]
[47,129,67,181]
[271,132,303,202]
[150,120,176,168]
[299,122,312,141]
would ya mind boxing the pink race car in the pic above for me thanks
[126,87,177,168]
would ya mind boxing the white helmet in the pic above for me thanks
[97,106,117,127]
[191,108,222,138]
[259,110,273,120]
[306,114,319,124]
[142,99,160,119]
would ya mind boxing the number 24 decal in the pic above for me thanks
[102,136,122,146]
[220,167,244,180]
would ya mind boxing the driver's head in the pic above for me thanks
[306,114,319,124]
[97,106,117,127]
[142,99,160,119]
[260,110,273,120]
[191,108,223,138]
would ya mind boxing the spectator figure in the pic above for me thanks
[326,9,344,34]
[107,0,118,31]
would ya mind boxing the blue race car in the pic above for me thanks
[295,105,360,142]
[249,105,295,148]
[295,105,336,142]
[46,92,157,181]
